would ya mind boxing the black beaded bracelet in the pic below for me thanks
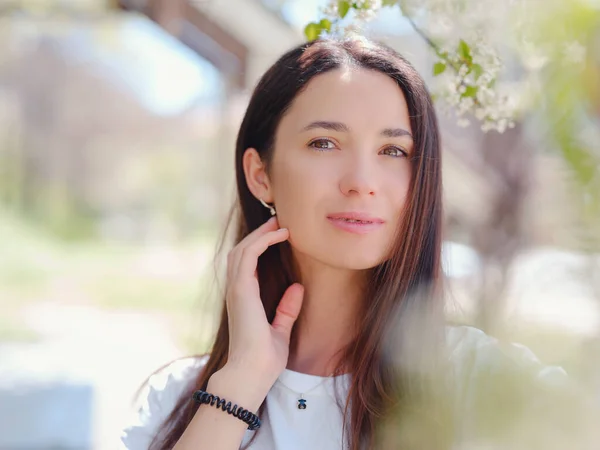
[193,390,261,431]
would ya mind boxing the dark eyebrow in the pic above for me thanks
[301,121,413,140]
[381,127,413,139]
[301,121,350,133]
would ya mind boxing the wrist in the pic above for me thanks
[207,366,274,412]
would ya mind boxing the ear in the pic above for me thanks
[242,148,273,203]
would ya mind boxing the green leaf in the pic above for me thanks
[338,1,351,18]
[433,62,447,76]
[435,48,449,60]
[382,0,397,5]
[304,22,321,41]
[471,63,484,80]
[319,18,332,32]
[458,39,472,63]
[462,85,478,98]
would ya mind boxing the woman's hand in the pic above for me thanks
[223,216,304,389]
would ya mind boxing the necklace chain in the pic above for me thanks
[276,373,334,410]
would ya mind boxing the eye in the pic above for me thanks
[308,138,336,151]
[380,146,407,158]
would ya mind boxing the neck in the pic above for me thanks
[286,251,365,377]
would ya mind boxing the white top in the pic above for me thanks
[119,326,568,450]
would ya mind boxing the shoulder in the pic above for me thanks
[446,326,570,417]
[445,325,567,384]
[119,355,209,450]
[443,329,600,446]
[145,355,208,395]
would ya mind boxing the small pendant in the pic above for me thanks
[297,398,307,409]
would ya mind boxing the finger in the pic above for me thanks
[236,227,289,278]
[238,216,280,251]
[271,283,304,341]
[230,216,280,275]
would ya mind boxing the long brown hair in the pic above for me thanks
[149,35,446,450]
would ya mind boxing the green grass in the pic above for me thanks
[0,314,41,343]
[83,272,204,311]
[0,208,220,347]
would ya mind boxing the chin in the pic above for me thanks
[333,255,385,270]
[315,245,388,271]
[288,232,390,270]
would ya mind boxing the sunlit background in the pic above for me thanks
[1,0,599,449]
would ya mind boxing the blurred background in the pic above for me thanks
[0,0,598,449]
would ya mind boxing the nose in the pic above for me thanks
[339,155,377,197]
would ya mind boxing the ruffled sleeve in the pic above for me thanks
[119,356,208,450]
[447,325,567,410]
[447,326,598,447]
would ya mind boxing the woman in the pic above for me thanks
[119,36,569,450]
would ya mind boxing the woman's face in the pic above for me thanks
[248,68,414,270]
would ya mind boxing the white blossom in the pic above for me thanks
[342,23,363,35]
[481,121,494,132]
[457,118,471,127]
[354,0,383,9]
[563,40,587,65]
[519,40,550,71]
[355,8,378,22]
[320,0,339,19]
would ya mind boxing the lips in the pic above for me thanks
[326,212,385,223]
[326,212,385,235]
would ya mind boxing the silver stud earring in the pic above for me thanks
[259,198,276,216]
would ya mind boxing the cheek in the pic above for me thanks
[270,158,332,227]
[269,158,338,260]
[384,166,412,220]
